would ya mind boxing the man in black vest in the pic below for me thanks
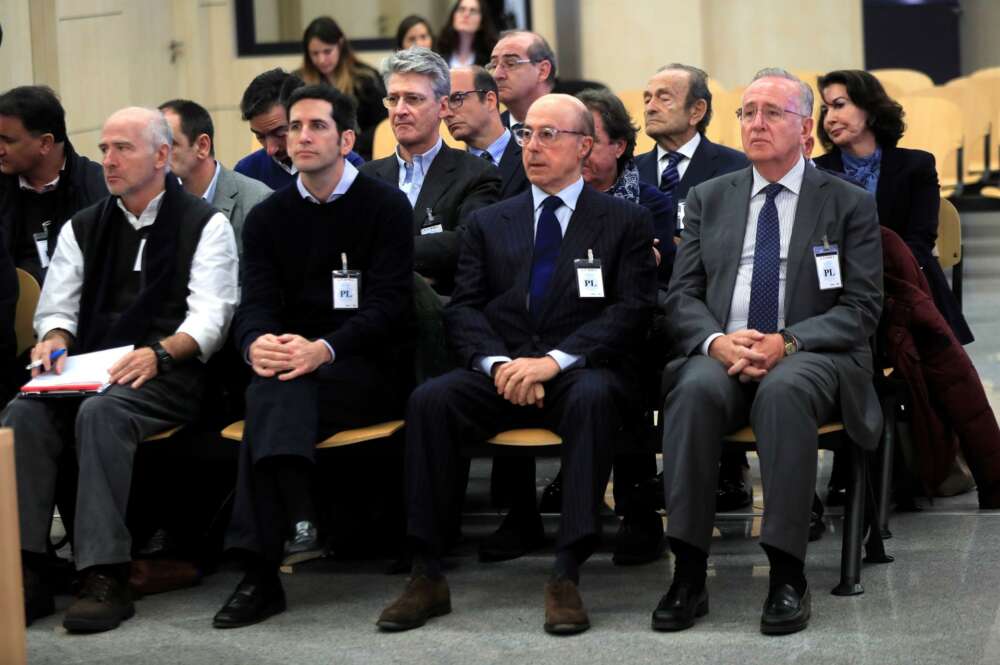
[0,85,107,282]
[3,106,238,633]
[212,85,414,629]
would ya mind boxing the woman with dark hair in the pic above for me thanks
[396,15,434,51]
[294,16,387,160]
[815,69,972,344]
[435,0,498,68]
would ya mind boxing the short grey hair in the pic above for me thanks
[656,63,713,133]
[147,109,172,153]
[382,47,450,99]
[751,67,813,117]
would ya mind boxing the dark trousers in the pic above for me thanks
[662,353,838,562]
[225,357,403,557]
[406,367,628,555]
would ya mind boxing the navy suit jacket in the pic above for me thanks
[495,136,530,199]
[445,187,656,380]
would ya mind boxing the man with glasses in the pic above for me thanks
[360,48,500,294]
[654,69,882,635]
[444,65,529,199]
[487,31,557,132]
[377,93,656,635]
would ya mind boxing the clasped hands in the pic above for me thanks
[492,356,561,408]
[708,329,785,383]
[249,333,332,380]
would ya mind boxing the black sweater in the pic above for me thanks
[233,172,414,362]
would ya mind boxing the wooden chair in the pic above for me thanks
[617,88,655,155]
[896,95,964,193]
[705,88,745,152]
[372,118,396,160]
[14,268,41,357]
[936,198,963,308]
[220,419,404,449]
[0,429,26,664]
[869,68,934,94]
[911,79,991,184]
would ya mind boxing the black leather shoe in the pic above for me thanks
[538,473,562,514]
[213,573,286,629]
[651,580,708,631]
[24,565,55,627]
[479,510,545,562]
[716,477,753,512]
[760,584,811,635]
[282,520,324,566]
[613,509,665,566]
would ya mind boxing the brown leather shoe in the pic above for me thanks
[544,578,590,635]
[376,575,451,631]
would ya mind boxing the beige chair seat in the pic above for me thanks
[487,428,562,446]
[220,419,404,449]
[723,422,844,444]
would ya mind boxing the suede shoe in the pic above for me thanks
[479,510,545,562]
[282,520,325,567]
[544,578,590,635]
[761,584,811,635]
[23,565,55,627]
[377,574,451,631]
[213,572,286,629]
[651,580,708,631]
[612,509,665,566]
[63,568,135,633]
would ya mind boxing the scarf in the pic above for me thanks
[841,146,882,194]
[607,159,641,204]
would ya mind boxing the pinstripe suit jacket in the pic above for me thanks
[444,186,657,379]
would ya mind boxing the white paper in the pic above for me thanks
[21,345,134,392]
[420,223,444,236]
[333,277,359,309]
[576,267,605,298]
[35,238,50,269]
[815,252,842,290]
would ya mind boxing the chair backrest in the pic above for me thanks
[15,268,40,357]
[373,119,464,160]
[971,66,1000,79]
[705,87,745,151]
[911,79,991,180]
[0,429,27,664]
[869,68,934,94]
[936,198,962,269]
[896,95,963,188]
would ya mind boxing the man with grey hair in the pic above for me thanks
[654,69,881,635]
[361,47,500,294]
[488,30,557,131]
[4,106,238,633]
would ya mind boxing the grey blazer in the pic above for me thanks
[664,163,884,449]
[211,165,273,258]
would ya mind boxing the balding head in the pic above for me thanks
[105,107,173,155]
[521,93,595,194]
[99,107,171,209]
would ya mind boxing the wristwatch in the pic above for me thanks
[150,342,174,373]
[780,330,798,357]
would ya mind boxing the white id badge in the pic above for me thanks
[133,237,147,272]
[814,243,842,290]
[33,230,50,269]
[332,253,361,309]
[574,249,605,298]
[420,208,443,235]
[676,201,686,232]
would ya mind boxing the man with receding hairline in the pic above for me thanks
[488,30,557,131]
[377,93,655,635]
[3,105,238,633]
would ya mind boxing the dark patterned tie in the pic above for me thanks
[659,152,683,223]
[746,183,785,334]
[529,196,563,317]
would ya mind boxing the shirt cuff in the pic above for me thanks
[547,350,583,371]
[319,340,336,364]
[477,355,512,375]
[700,333,724,356]
[37,317,79,341]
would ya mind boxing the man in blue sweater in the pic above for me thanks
[234,69,364,190]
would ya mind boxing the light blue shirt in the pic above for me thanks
[396,138,443,207]
[469,129,511,165]
[477,177,586,377]
[295,160,358,203]
[201,161,222,203]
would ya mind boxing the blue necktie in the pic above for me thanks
[746,183,784,334]
[529,196,563,317]
[659,152,683,228]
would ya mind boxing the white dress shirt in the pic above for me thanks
[273,156,297,175]
[477,177,586,376]
[656,132,701,183]
[469,129,511,165]
[201,161,222,202]
[396,137,443,207]
[701,155,805,355]
[35,190,240,362]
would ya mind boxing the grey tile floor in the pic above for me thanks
[24,209,1000,665]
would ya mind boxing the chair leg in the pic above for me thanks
[832,443,865,596]
[863,464,894,565]
[878,395,896,539]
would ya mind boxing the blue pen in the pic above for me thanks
[25,348,67,371]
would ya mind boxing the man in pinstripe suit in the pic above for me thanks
[377,94,656,635]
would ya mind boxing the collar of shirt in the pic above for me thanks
[296,160,359,203]
[508,114,523,129]
[272,155,298,175]
[396,137,443,176]
[201,161,222,202]
[657,132,700,165]
[18,159,68,193]
[751,154,805,198]
[531,177,585,214]
[116,189,165,230]
[469,129,511,164]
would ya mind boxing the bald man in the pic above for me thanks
[4,106,238,633]
[377,94,656,635]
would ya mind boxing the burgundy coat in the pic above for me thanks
[880,228,1000,506]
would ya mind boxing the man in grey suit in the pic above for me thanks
[159,99,272,257]
[360,48,500,295]
[653,69,882,636]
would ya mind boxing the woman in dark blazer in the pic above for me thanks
[815,69,972,344]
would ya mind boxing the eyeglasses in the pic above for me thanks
[485,56,537,74]
[456,5,481,15]
[513,126,587,147]
[447,89,489,109]
[736,105,809,125]
[383,93,430,109]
